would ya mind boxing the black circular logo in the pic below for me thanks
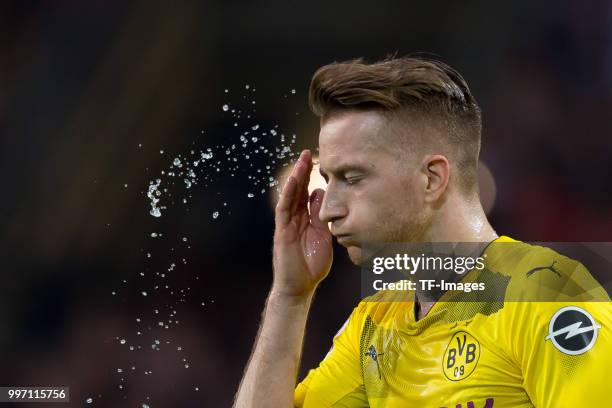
[545,306,601,355]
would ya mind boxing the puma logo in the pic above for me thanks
[526,261,561,278]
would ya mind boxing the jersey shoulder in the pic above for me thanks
[354,289,413,328]
[485,236,610,301]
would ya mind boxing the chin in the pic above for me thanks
[346,246,364,266]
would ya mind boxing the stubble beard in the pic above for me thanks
[346,211,431,267]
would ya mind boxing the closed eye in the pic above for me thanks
[345,175,364,185]
[319,165,367,185]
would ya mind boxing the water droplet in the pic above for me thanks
[291,89,296,94]
[120,339,126,344]
[212,211,219,219]
[147,179,163,217]
[86,397,93,404]
[222,104,229,111]
[124,184,128,188]
[247,193,254,198]
[150,232,158,238]
[160,150,164,154]
[141,291,148,297]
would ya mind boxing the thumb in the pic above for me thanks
[309,189,329,233]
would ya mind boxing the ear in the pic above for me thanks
[421,154,450,203]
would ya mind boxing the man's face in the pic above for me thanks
[318,110,430,265]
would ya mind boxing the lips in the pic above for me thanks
[335,235,356,246]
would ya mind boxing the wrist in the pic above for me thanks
[268,287,315,307]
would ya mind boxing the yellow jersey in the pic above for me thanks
[294,236,611,407]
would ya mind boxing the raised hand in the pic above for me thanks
[272,149,333,298]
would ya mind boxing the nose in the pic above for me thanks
[318,185,348,226]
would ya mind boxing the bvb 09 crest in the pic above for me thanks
[443,331,480,381]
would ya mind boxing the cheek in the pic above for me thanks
[350,187,392,217]
[395,174,423,208]
[405,172,426,202]
[348,178,419,227]
[371,185,420,229]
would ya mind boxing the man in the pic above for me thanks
[233,56,611,407]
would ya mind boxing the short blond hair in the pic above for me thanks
[309,56,482,193]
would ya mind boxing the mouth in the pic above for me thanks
[335,235,357,246]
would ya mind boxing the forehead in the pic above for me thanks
[318,110,395,169]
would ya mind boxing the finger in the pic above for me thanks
[275,175,298,226]
[289,149,310,180]
[290,150,312,214]
[304,149,313,173]
[309,188,330,233]
[295,161,312,212]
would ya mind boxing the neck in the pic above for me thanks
[414,191,498,320]
[423,191,498,243]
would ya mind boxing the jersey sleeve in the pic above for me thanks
[509,259,612,407]
[294,305,368,408]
